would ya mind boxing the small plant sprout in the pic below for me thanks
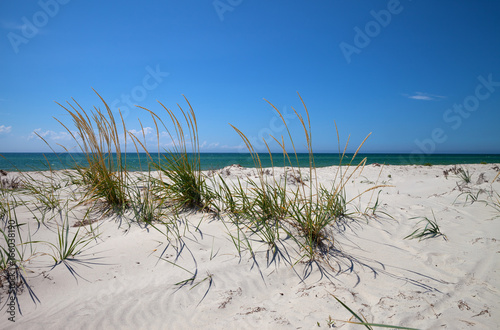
[457,167,472,184]
[326,315,335,328]
[39,208,99,280]
[330,294,419,330]
[404,211,447,241]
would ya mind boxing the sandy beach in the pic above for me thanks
[3,0,499,329]
[1,163,499,329]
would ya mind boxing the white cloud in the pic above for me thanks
[128,127,153,137]
[405,92,446,101]
[0,125,12,134]
[28,128,73,141]
[199,141,220,150]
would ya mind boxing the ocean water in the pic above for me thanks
[0,152,499,172]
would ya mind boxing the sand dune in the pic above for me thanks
[1,164,499,329]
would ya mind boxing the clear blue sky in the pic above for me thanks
[1,0,499,154]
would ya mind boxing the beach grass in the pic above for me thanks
[19,173,62,212]
[226,93,386,261]
[128,174,165,226]
[0,189,12,221]
[457,167,472,185]
[48,90,130,215]
[329,294,420,330]
[47,210,94,264]
[6,91,405,319]
[15,90,389,271]
[404,210,447,241]
[137,97,214,213]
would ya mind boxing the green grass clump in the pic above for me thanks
[228,93,385,261]
[28,206,99,280]
[46,89,130,215]
[52,220,91,257]
[128,175,166,225]
[138,97,213,212]
[49,213,94,264]
[404,211,446,241]
[20,174,62,212]
[156,152,210,211]
[241,179,288,249]
[457,167,472,184]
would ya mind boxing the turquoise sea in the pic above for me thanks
[1,152,500,172]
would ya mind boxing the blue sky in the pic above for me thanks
[1,0,499,154]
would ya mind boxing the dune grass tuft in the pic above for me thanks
[47,89,130,215]
[457,167,472,185]
[137,97,214,212]
[44,209,96,279]
[20,173,62,212]
[404,210,447,241]
[128,174,166,225]
[226,92,387,261]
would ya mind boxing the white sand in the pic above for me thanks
[1,164,499,329]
